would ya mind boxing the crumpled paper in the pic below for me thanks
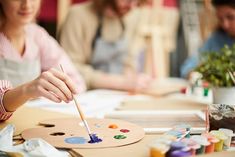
[0,124,14,150]
[0,124,68,157]
[23,138,66,157]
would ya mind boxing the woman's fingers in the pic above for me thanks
[41,71,73,102]
[30,68,78,103]
[37,86,61,103]
[39,78,70,103]
[50,69,78,94]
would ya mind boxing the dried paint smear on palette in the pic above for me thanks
[21,118,145,149]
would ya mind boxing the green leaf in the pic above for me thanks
[194,44,235,87]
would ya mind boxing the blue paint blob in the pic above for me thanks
[88,134,102,144]
[65,137,87,144]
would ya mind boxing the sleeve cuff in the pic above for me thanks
[0,80,13,120]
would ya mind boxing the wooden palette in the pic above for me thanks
[21,118,145,149]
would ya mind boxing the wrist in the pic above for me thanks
[20,81,36,100]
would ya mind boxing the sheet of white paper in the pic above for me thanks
[26,89,209,118]
[26,89,131,117]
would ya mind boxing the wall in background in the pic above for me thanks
[37,0,87,37]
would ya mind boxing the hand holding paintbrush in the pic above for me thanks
[60,65,101,143]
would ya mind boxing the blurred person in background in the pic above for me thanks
[181,0,235,78]
[60,0,152,91]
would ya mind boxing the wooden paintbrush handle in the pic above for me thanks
[73,96,85,120]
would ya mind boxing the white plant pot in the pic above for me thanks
[212,87,235,105]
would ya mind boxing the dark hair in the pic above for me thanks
[92,0,119,16]
[92,0,144,16]
[212,0,235,8]
[0,3,5,25]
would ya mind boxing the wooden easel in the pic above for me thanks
[142,0,179,79]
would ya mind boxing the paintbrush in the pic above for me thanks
[59,65,100,143]
[227,69,235,85]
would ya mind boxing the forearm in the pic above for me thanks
[2,68,79,113]
[3,82,32,112]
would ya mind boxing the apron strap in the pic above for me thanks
[91,16,125,50]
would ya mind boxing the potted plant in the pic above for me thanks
[195,45,235,104]
[195,45,235,132]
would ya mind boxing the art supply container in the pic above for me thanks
[202,133,219,153]
[149,135,176,157]
[149,135,174,157]
[210,130,227,152]
[170,141,187,151]
[219,128,235,149]
[174,124,191,138]
[169,150,191,157]
[166,141,188,157]
[191,135,209,155]
[165,130,187,140]
[150,143,170,157]
[208,104,235,132]
[181,138,200,155]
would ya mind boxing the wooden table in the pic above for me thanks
[0,102,234,157]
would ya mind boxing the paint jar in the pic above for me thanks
[173,124,191,138]
[169,150,191,157]
[165,130,186,139]
[219,128,235,149]
[191,135,210,155]
[166,141,188,157]
[149,135,174,157]
[181,138,200,155]
[210,130,227,152]
[150,143,170,157]
[169,141,187,151]
[208,104,235,132]
[202,133,219,153]
[151,135,176,145]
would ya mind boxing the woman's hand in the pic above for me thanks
[26,68,78,103]
[124,73,153,92]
